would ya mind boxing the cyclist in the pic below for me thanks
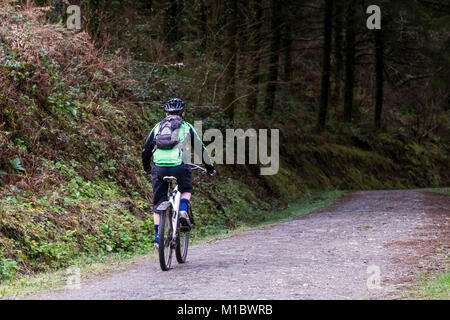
[142,98,215,248]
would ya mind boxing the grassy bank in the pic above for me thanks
[403,188,449,300]
[411,273,450,300]
[424,188,450,197]
[405,256,450,300]
[0,190,345,299]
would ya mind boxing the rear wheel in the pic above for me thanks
[158,208,173,271]
[176,207,193,263]
[175,225,189,263]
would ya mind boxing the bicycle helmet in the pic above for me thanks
[164,98,185,114]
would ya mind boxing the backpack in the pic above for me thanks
[155,115,184,150]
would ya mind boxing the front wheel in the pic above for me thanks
[158,208,173,271]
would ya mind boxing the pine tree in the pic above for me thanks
[318,0,334,130]
[264,0,282,116]
[222,0,238,120]
[343,2,356,123]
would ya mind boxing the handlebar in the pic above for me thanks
[188,163,207,173]
[144,163,215,177]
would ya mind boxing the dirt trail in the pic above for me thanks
[30,190,449,300]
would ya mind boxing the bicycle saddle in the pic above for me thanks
[163,176,177,183]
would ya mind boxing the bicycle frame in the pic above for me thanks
[168,181,181,247]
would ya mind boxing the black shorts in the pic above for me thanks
[151,163,193,213]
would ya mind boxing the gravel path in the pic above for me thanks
[30,190,449,300]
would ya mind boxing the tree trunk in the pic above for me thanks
[88,0,100,38]
[318,0,333,130]
[374,29,384,129]
[264,0,282,116]
[199,0,208,51]
[332,0,344,102]
[246,0,263,114]
[208,0,224,59]
[282,16,293,83]
[50,0,65,24]
[343,3,356,123]
[140,0,152,11]
[166,0,182,44]
[221,0,238,120]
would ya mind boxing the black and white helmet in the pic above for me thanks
[164,98,185,114]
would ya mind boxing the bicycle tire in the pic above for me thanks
[188,205,194,225]
[158,208,173,271]
[176,206,193,263]
[175,225,189,263]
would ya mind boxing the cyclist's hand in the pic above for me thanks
[203,165,216,177]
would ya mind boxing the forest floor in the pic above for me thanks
[13,190,450,300]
